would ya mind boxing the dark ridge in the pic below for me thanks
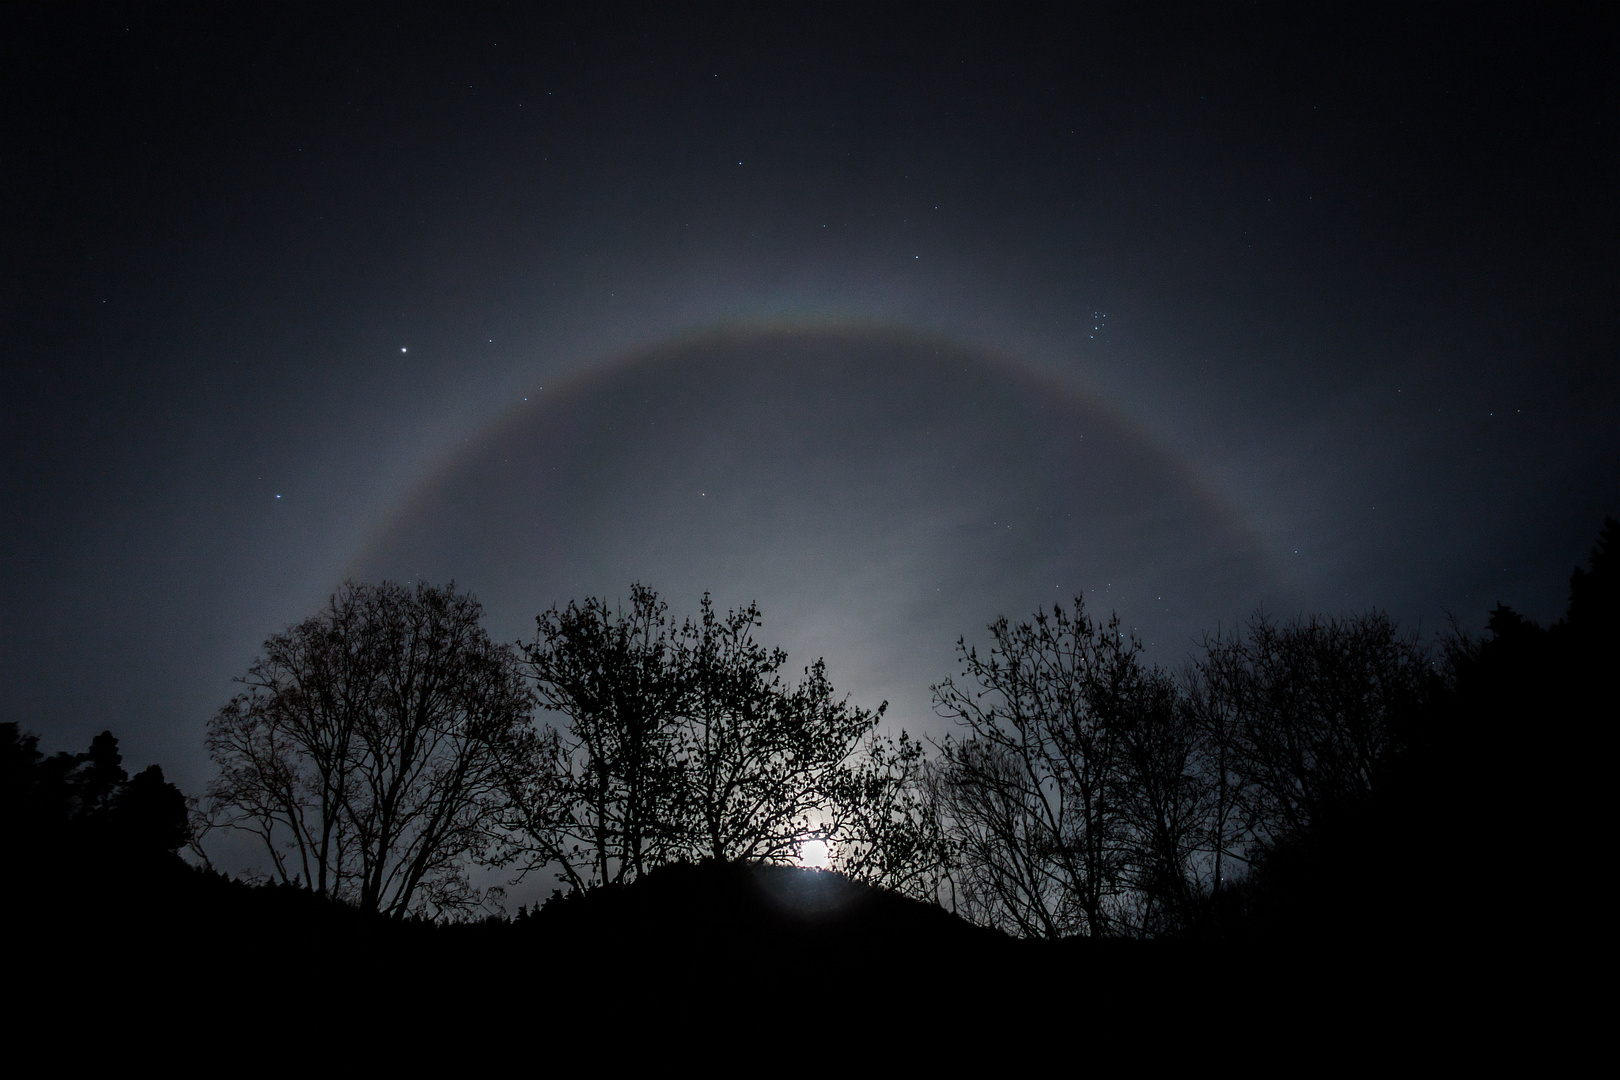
[8,834,1439,1049]
[513,859,1017,970]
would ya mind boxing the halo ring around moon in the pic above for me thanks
[349,323,1281,734]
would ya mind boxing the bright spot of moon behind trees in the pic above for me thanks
[796,840,831,870]
[353,328,1282,739]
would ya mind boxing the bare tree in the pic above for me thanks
[925,735,1074,937]
[667,595,881,866]
[1194,610,1430,845]
[922,601,1437,940]
[664,595,791,863]
[202,582,533,919]
[826,729,947,902]
[504,588,901,891]
[1182,661,1249,905]
[930,599,1144,938]
[1110,669,1210,935]
[513,585,683,890]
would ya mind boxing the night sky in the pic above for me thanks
[5,3,1615,862]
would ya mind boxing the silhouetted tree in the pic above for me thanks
[113,763,191,855]
[505,587,905,892]
[926,599,1440,940]
[666,594,887,867]
[826,729,948,901]
[1111,670,1210,935]
[924,736,1063,936]
[1436,517,1617,939]
[509,585,683,890]
[1563,517,1617,644]
[667,594,795,863]
[1182,663,1249,906]
[930,598,1153,938]
[2,723,189,865]
[202,581,533,918]
[1193,610,1431,845]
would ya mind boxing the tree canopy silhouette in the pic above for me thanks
[1190,609,1432,843]
[498,587,909,892]
[3,723,189,867]
[667,593,884,867]
[501,585,685,889]
[200,581,534,918]
[929,598,1194,937]
[927,597,1437,939]
[170,515,1613,951]
[1435,516,1616,939]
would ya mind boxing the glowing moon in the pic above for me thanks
[797,839,831,869]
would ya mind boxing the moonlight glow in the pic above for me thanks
[797,840,831,870]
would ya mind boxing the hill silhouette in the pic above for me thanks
[6,809,1447,1054]
[515,858,1018,971]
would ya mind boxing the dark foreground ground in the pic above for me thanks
[7,850,1491,1062]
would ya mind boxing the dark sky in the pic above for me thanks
[4,3,1615,826]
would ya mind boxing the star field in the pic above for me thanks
[1,4,1614,807]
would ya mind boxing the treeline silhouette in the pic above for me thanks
[6,519,1612,1026]
[926,602,1438,941]
[191,582,932,920]
[3,724,188,877]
